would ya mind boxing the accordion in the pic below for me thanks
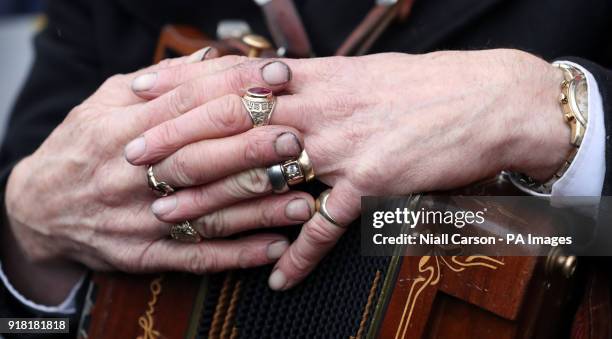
[76,25,600,339]
[78,177,583,339]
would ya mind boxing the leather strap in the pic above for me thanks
[255,0,312,57]
[336,0,415,56]
[398,0,416,21]
[256,0,416,58]
[154,0,416,61]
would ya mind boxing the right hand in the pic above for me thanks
[3,51,304,277]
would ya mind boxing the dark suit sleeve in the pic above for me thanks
[563,57,612,195]
[0,0,100,336]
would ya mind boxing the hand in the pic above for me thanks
[2,49,307,304]
[127,49,569,290]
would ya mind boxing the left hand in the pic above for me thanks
[126,49,570,290]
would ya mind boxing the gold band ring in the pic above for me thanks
[169,221,202,243]
[242,87,276,127]
[297,150,315,182]
[315,189,343,228]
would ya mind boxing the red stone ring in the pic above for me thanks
[241,86,276,127]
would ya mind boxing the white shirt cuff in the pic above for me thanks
[513,60,606,198]
[550,61,606,197]
[0,260,85,314]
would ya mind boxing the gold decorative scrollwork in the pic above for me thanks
[137,275,164,339]
[394,256,504,339]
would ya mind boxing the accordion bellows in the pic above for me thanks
[196,224,392,339]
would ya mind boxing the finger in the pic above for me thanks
[151,126,303,188]
[124,93,304,165]
[150,168,271,221]
[149,167,304,222]
[132,55,344,102]
[155,176,314,231]
[193,193,314,238]
[137,233,289,274]
[130,60,293,131]
[100,205,170,240]
[131,57,292,101]
[87,47,218,106]
[268,182,361,290]
[148,46,220,72]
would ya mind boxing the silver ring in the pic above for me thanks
[242,87,276,127]
[315,189,344,228]
[147,165,175,196]
[266,165,289,193]
[265,150,316,192]
[169,221,202,243]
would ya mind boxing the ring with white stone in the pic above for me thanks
[266,150,315,192]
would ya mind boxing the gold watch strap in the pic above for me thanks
[556,62,588,147]
[511,62,587,194]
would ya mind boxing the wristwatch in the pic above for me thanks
[510,61,589,194]
[556,62,589,147]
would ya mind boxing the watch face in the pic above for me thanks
[574,77,588,120]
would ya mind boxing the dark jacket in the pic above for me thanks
[1,0,612,336]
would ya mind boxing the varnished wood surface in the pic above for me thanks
[83,273,203,339]
[376,254,580,339]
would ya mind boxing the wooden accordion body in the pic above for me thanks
[78,178,587,339]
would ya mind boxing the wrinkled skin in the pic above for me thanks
[3,52,312,303]
[2,48,568,302]
[125,49,568,290]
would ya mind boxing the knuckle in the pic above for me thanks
[222,66,247,92]
[222,55,249,66]
[186,252,205,274]
[228,169,271,197]
[200,212,227,238]
[207,94,249,132]
[103,73,127,88]
[257,200,278,227]
[67,103,99,122]
[321,93,361,119]
[237,248,256,268]
[189,188,211,215]
[169,152,196,186]
[242,131,270,165]
[303,218,337,247]
[187,248,218,274]
[93,164,126,207]
[157,58,173,68]
[287,247,311,273]
[352,160,386,193]
[314,56,351,82]
[169,82,198,116]
[152,120,181,151]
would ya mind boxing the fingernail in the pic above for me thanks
[124,137,146,162]
[187,46,216,63]
[132,73,157,92]
[151,196,177,216]
[268,269,287,291]
[267,240,289,260]
[285,199,312,221]
[261,61,291,85]
[275,132,301,158]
